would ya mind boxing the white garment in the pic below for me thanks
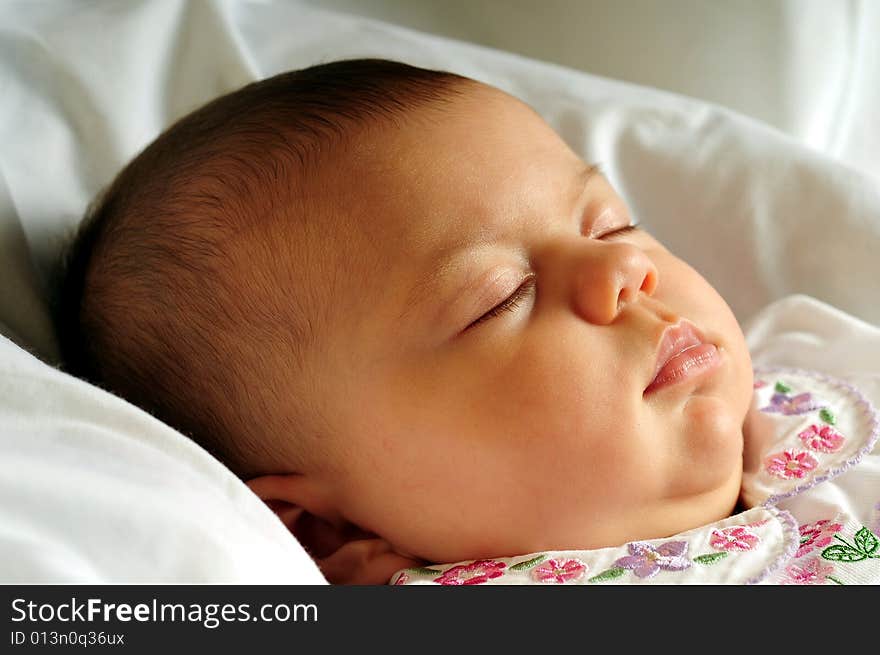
[391,294,880,585]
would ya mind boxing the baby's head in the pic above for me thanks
[56,59,754,583]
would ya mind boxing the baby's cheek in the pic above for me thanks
[677,394,745,494]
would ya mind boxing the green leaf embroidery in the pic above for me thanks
[775,381,791,393]
[854,527,879,556]
[509,555,547,571]
[406,566,444,576]
[822,526,880,563]
[694,552,728,565]
[588,567,626,583]
[819,408,836,425]
[821,544,865,563]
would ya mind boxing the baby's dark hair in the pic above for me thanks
[50,58,470,478]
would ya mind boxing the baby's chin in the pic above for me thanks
[681,393,746,482]
[672,349,751,497]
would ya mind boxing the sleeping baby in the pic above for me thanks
[53,58,880,585]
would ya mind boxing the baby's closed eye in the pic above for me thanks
[464,221,643,331]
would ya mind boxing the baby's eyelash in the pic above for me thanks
[466,275,537,330]
[599,221,642,240]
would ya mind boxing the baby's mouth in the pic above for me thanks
[645,320,720,394]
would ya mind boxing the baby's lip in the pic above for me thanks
[646,319,708,389]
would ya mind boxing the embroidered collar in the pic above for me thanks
[391,366,879,586]
[742,366,879,508]
[392,506,800,585]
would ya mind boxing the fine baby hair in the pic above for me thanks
[53,59,471,478]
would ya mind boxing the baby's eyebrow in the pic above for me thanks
[396,163,601,325]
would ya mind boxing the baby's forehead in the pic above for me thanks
[273,87,584,338]
[315,87,575,235]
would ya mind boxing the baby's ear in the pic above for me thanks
[245,474,422,584]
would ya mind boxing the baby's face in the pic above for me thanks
[293,83,753,564]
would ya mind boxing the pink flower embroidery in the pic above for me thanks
[433,560,506,585]
[531,558,587,584]
[781,558,836,585]
[765,450,818,479]
[709,526,759,551]
[753,380,767,389]
[797,519,843,558]
[393,572,409,585]
[798,424,845,453]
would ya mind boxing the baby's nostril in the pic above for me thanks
[639,268,659,297]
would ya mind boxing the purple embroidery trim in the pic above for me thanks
[614,540,691,578]
[761,391,824,415]
[745,506,800,585]
[753,366,880,507]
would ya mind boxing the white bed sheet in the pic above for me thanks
[1,0,879,584]
[304,0,880,183]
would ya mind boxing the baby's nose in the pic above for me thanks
[571,242,658,325]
